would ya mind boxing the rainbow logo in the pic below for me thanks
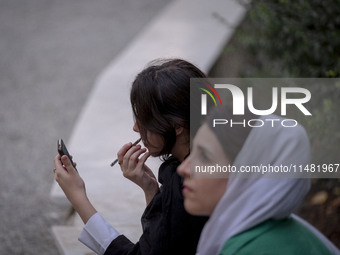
[199,84,222,115]
[199,83,223,106]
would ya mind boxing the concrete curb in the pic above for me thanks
[50,0,246,254]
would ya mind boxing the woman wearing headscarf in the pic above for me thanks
[178,107,339,254]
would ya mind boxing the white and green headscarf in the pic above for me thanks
[196,115,339,255]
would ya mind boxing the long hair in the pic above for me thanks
[130,58,206,160]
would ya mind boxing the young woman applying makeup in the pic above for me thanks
[54,59,208,255]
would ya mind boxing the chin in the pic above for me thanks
[147,148,162,157]
[149,151,160,157]
[184,201,207,216]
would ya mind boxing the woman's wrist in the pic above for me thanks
[69,192,97,224]
[144,185,159,205]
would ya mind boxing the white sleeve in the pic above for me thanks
[78,212,120,255]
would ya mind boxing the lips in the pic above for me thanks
[141,139,147,147]
[182,182,193,195]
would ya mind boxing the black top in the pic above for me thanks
[104,157,208,255]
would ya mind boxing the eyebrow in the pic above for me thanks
[196,144,214,159]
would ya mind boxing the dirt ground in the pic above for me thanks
[297,179,340,248]
[208,37,340,249]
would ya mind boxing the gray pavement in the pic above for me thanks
[0,1,169,254]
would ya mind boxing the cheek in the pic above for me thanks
[146,132,164,148]
[184,180,227,216]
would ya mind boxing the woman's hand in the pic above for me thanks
[54,155,96,223]
[117,143,159,205]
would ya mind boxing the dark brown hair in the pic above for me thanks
[130,58,206,160]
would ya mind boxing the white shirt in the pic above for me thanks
[78,213,120,255]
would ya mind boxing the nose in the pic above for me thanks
[133,121,140,133]
[177,156,191,178]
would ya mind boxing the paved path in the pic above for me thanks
[0,1,170,254]
[49,0,246,254]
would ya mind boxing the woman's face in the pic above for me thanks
[177,123,229,216]
[133,121,164,157]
